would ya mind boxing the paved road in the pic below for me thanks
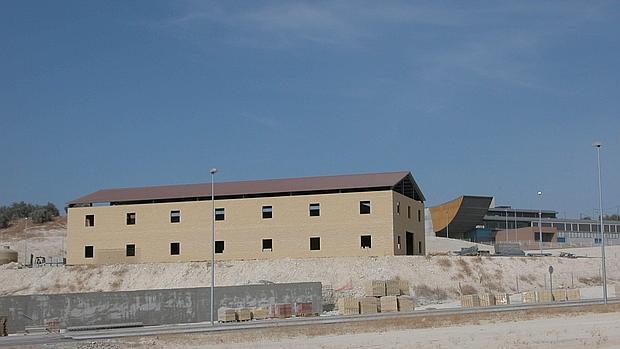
[1,298,617,347]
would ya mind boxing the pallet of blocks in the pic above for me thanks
[235,308,252,322]
[398,280,410,295]
[479,294,496,307]
[251,307,269,320]
[552,289,567,302]
[616,284,620,297]
[537,290,553,303]
[365,280,386,297]
[380,296,398,313]
[494,293,510,305]
[397,296,415,312]
[294,302,316,317]
[269,303,292,319]
[218,307,237,323]
[522,291,538,304]
[359,297,379,314]
[337,297,359,315]
[566,288,581,301]
[460,294,480,308]
[386,279,401,296]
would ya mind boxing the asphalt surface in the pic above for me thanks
[1,298,618,347]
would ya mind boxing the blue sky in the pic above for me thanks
[1,1,619,218]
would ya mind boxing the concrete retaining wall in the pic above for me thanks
[0,282,322,333]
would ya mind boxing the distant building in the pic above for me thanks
[66,171,426,265]
[427,195,620,247]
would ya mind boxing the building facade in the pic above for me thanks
[66,171,426,265]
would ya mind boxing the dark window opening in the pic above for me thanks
[126,244,135,257]
[215,240,224,253]
[361,235,372,248]
[397,236,401,249]
[262,206,273,219]
[85,246,94,258]
[85,215,95,227]
[310,237,321,250]
[417,209,421,222]
[126,212,136,225]
[309,203,320,217]
[407,206,411,219]
[360,201,371,214]
[215,208,225,221]
[396,202,400,215]
[170,242,180,255]
[170,210,181,223]
[262,239,273,251]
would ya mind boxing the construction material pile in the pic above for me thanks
[337,279,415,315]
[218,302,316,323]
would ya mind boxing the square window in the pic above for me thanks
[215,240,224,254]
[84,245,94,258]
[262,239,273,251]
[309,203,320,217]
[126,244,136,257]
[215,208,225,221]
[310,237,321,250]
[85,215,95,227]
[361,235,372,248]
[170,242,180,255]
[126,212,136,225]
[262,206,273,219]
[360,201,371,214]
[170,210,181,223]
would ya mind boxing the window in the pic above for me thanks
[126,212,136,225]
[418,209,421,222]
[85,215,95,227]
[310,237,321,250]
[262,206,273,219]
[215,241,224,254]
[361,235,372,249]
[360,201,371,214]
[170,242,180,255]
[407,206,411,219]
[84,246,94,258]
[309,203,320,217]
[215,208,225,221]
[397,202,400,215]
[126,244,136,257]
[262,239,273,251]
[170,210,181,223]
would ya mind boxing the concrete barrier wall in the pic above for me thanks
[0,282,322,333]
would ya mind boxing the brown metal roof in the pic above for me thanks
[67,171,424,206]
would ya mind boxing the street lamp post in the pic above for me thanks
[593,141,608,304]
[24,217,29,266]
[210,168,218,325]
[538,191,543,255]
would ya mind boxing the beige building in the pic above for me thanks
[66,171,426,265]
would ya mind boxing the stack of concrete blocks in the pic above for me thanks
[217,307,237,323]
[0,316,7,337]
[269,303,293,319]
[386,280,401,296]
[294,302,315,317]
[359,297,380,314]
[522,291,538,304]
[366,280,387,297]
[552,289,567,302]
[494,293,510,305]
[398,280,411,296]
[397,296,415,312]
[479,294,496,307]
[380,296,399,313]
[615,284,620,297]
[537,290,553,303]
[460,295,480,308]
[566,288,581,301]
[235,308,252,322]
[337,297,360,315]
[251,307,269,320]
